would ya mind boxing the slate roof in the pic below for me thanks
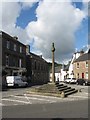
[73,51,90,63]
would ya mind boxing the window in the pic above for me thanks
[86,72,88,79]
[14,44,16,51]
[86,61,88,68]
[20,46,22,53]
[35,61,36,70]
[19,59,22,68]
[6,55,9,66]
[77,63,79,68]
[77,73,79,78]
[6,41,10,49]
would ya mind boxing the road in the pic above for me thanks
[1,84,90,118]
[2,99,88,118]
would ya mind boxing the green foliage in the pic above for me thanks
[48,62,62,71]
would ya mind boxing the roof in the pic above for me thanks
[73,52,90,63]
[2,31,26,47]
[27,52,47,63]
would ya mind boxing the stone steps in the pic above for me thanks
[59,86,71,91]
[63,88,75,93]
[57,85,67,89]
[55,82,78,97]
[65,89,78,97]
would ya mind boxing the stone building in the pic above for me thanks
[26,45,49,84]
[1,31,26,76]
[68,50,84,78]
[73,49,90,80]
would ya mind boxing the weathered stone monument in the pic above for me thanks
[51,43,55,83]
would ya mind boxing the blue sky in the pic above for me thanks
[16,2,38,29]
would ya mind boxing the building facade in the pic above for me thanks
[1,31,26,76]
[26,45,49,84]
[73,50,90,80]
[68,51,84,78]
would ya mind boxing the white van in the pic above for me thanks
[6,76,28,87]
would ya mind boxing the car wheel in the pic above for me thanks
[14,84,19,88]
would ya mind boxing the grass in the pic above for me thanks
[26,83,62,97]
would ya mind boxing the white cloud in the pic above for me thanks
[0,2,2,29]
[1,1,87,63]
[26,1,86,63]
[1,2,31,44]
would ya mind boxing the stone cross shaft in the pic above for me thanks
[52,43,55,83]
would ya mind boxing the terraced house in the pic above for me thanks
[26,45,49,84]
[1,31,26,76]
[73,49,90,80]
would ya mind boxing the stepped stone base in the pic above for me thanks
[29,82,78,98]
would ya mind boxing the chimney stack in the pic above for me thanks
[13,36,18,40]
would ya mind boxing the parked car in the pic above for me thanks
[64,78,77,84]
[64,78,71,83]
[6,76,28,87]
[77,79,90,86]
[70,78,77,84]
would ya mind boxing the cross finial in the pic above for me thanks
[52,42,55,52]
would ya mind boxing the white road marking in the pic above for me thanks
[69,95,88,99]
[2,98,32,104]
[10,95,56,103]
[24,94,31,103]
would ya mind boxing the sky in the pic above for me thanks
[0,0,90,64]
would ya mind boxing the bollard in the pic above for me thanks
[61,91,65,98]
[78,89,82,92]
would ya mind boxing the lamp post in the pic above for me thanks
[51,43,55,83]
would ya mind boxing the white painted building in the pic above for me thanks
[60,68,67,82]
[50,65,69,82]
[49,66,61,82]
[68,51,84,78]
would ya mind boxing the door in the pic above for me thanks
[82,73,84,78]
